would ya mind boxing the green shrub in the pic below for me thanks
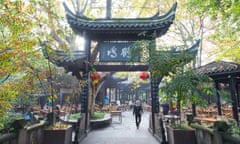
[213,120,230,132]
[0,112,23,133]
[68,113,81,120]
[228,119,240,137]
[90,112,104,120]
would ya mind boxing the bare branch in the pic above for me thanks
[0,74,11,84]
[80,0,88,16]
[0,48,13,55]
[70,0,77,13]
[50,30,68,47]
[138,0,147,17]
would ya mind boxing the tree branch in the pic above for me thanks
[0,74,11,84]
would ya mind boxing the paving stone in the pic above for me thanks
[80,111,159,144]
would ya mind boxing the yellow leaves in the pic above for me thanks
[38,72,47,79]
[48,95,58,102]
[4,0,11,9]
[1,0,74,118]
[0,0,74,120]
[65,96,70,103]
[0,101,12,114]
[115,72,128,79]
[3,0,23,13]
[53,95,58,99]
[0,83,18,116]
[49,123,71,130]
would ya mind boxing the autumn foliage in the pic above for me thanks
[0,0,71,121]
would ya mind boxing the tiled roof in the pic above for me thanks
[42,48,87,76]
[63,2,177,41]
[197,61,240,76]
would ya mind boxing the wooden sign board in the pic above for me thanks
[99,42,140,62]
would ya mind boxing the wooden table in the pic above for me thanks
[163,115,180,124]
[110,111,122,123]
[194,117,217,125]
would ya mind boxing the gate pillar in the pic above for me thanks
[150,75,162,134]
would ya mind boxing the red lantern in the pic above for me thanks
[95,73,101,80]
[139,72,149,80]
[90,73,96,81]
[90,72,101,82]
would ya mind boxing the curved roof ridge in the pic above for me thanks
[156,39,200,55]
[63,2,177,21]
[62,2,177,40]
[197,60,240,75]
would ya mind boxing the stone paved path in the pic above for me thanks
[80,111,159,144]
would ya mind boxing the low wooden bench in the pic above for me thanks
[90,114,112,128]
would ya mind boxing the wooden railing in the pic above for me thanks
[0,119,85,144]
[0,123,45,144]
[191,124,240,144]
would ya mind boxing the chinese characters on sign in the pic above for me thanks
[100,42,140,62]
[121,47,130,58]
[107,46,117,58]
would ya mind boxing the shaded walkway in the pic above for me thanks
[80,111,159,144]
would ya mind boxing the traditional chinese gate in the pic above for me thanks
[49,1,179,137]
[44,1,203,143]
[61,1,178,136]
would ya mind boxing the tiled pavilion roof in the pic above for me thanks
[197,62,240,124]
[197,61,240,82]
[63,2,177,41]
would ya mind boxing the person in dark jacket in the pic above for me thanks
[133,100,143,129]
[161,103,169,115]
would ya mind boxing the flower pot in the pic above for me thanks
[167,126,196,144]
[43,125,72,144]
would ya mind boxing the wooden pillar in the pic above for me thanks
[237,84,240,107]
[145,89,148,102]
[230,77,239,124]
[118,89,120,101]
[108,88,111,105]
[150,75,161,135]
[81,72,89,133]
[149,38,160,135]
[115,88,117,101]
[82,31,91,134]
[192,104,196,117]
[215,82,222,115]
[116,88,118,100]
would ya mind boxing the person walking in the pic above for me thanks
[133,100,143,129]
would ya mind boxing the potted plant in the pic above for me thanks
[167,123,196,144]
[214,120,240,144]
[42,87,73,144]
[40,47,74,144]
[42,83,73,144]
[191,120,240,144]
[43,122,72,144]
[160,68,212,144]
